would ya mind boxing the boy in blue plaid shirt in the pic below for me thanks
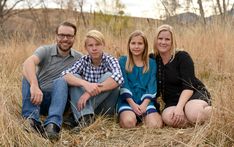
[61,30,123,129]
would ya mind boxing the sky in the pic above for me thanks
[83,0,165,19]
[83,0,234,18]
[10,0,234,19]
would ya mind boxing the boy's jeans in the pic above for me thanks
[69,72,119,122]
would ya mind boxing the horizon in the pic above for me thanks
[8,0,234,19]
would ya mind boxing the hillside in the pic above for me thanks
[2,8,234,42]
[2,9,160,38]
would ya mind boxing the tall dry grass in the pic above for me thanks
[0,20,234,146]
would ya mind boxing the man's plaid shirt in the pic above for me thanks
[62,53,124,85]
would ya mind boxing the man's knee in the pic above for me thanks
[22,77,31,100]
[22,77,31,90]
[53,77,67,85]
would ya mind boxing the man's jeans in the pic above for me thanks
[21,77,68,128]
[69,73,119,122]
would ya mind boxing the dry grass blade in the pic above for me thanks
[0,20,234,146]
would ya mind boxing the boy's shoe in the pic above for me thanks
[78,114,95,128]
[70,114,95,133]
[44,123,60,141]
[63,113,78,129]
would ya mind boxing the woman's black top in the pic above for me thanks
[150,51,210,107]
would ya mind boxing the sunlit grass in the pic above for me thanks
[0,18,233,146]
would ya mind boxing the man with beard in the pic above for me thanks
[21,21,82,140]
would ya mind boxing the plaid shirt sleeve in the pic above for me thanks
[106,55,124,85]
[61,57,84,76]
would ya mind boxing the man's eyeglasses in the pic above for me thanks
[57,34,75,40]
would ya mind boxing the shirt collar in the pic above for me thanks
[87,53,105,65]
[51,45,58,56]
[70,49,76,57]
[51,45,74,57]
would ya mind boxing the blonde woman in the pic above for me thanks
[150,24,211,128]
[118,30,163,128]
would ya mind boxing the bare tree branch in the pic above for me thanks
[197,0,206,24]
[159,0,171,17]
[78,0,87,27]
[0,0,24,25]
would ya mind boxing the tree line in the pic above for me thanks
[1,0,234,25]
[0,0,233,41]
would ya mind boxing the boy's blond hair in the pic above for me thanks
[84,30,105,46]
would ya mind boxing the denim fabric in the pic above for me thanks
[69,72,119,122]
[21,77,68,128]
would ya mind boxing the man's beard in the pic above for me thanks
[58,44,72,52]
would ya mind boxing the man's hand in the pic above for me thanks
[30,85,43,105]
[77,92,91,111]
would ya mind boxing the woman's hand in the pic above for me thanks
[171,106,185,127]
[170,89,193,127]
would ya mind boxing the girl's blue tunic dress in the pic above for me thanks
[117,56,158,115]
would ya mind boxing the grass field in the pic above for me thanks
[0,18,234,146]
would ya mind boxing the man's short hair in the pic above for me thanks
[56,21,77,35]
